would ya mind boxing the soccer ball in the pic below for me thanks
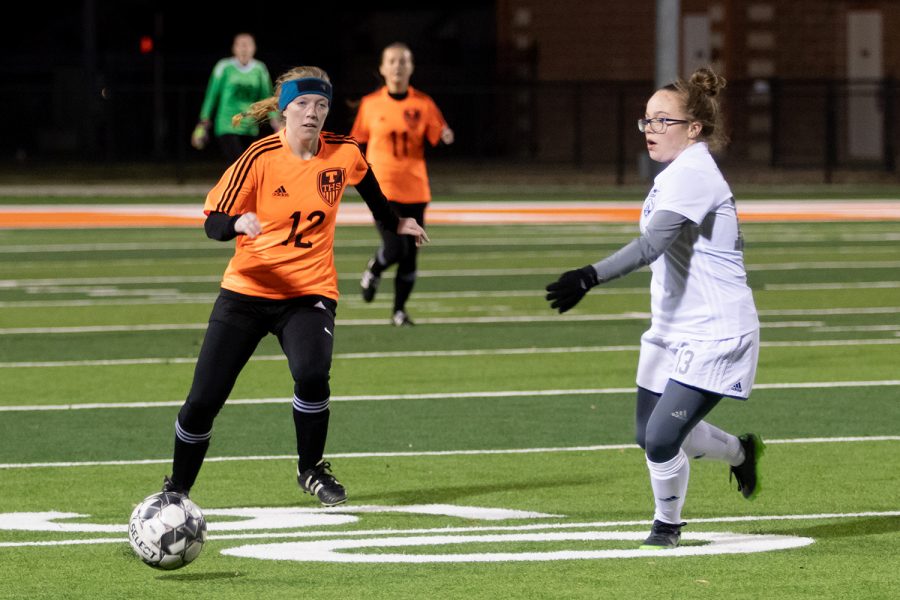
[128,491,207,570]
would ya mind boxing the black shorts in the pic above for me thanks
[212,288,337,337]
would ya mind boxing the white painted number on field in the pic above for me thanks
[0,503,824,561]
[222,530,814,562]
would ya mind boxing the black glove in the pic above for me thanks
[545,265,599,313]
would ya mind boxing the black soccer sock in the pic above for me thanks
[294,408,330,472]
[393,275,415,313]
[171,437,210,493]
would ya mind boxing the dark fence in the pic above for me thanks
[4,78,898,183]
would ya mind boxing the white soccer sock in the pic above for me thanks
[646,449,690,525]
[681,420,745,466]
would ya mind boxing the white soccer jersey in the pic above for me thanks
[639,142,759,340]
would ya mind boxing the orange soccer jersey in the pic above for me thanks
[204,130,369,300]
[349,86,446,203]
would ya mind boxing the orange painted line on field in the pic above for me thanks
[425,205,900,224]
[427,207,641,223]
[2,201,900,228]
[0,212,202,229]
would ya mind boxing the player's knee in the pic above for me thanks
[634,426,647,450]
[177,402,217,439]
[381,238,405,265]
[396,270,417,283]
[643,428,681,463]
[294,372,330,403]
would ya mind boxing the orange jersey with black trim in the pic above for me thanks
[204,129,368,300]
[349,86,446,203]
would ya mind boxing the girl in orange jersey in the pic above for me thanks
[352,42,454,326]
[160,66,428,507]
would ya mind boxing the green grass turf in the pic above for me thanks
[1,446,898,600]
[0,214,898,599]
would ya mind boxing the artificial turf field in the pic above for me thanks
[0,195,899,599]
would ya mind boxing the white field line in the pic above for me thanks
[4,231,900,256]
[1,436,898,470]
[1,283,898,308]
[3,259,900,290]
[3,338,900,368]
[0,275,221,288]
[0,237,637,253]
[8,282,895,300]
[3,312,900,336]
[0,242,226,253]
[5,281,899,301]
[764,281,900,290]
[1,240,894,257]
[2,379,899,413]
[813,325,900,332]
[0,286,896,309]
[0,296,220,308]
[751,246,900,256]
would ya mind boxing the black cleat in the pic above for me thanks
[730,433,765,500]
[360,258,380,303]
[391,310,415,327]
[297,460,347,506]
[161,475,189,496]
[639,520,685,549]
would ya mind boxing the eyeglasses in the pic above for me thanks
[637,117,690,133]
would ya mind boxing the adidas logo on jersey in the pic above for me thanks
[273,186,289,197]
[671,409,688,421]
[730,381,743,392]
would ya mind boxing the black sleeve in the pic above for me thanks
[354,168,400,232]
[204,211,240,241]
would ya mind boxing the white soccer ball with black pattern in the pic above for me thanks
[128,491,207,570]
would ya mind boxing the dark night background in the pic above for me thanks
[3,1,498,165]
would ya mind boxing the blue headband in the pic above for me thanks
[278,78,333,110]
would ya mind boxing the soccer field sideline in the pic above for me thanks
[2,199,900,228]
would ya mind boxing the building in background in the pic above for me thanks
[496,0,900,176]
[3,1,899,180]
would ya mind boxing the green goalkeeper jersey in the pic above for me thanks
[199,58,274,136]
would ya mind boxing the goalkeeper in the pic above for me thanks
[191,33,282,163]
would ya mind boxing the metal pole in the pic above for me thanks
[883,77,896,172]
[616,86,626,185]
[640,0,681,181]
[824,81,836,184]
[573,82,583,168]
[656,0,680,88]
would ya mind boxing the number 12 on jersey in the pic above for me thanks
[281,211,325,248]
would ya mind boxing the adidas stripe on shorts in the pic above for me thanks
[635,329,759,399]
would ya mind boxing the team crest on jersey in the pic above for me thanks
[317,168,345,206]
[403,108,421,129]
[643,188,659,216]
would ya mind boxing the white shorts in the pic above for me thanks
[635,329,759,399]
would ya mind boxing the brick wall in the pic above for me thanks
[495,0,900,168]
[497,0,900,81]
